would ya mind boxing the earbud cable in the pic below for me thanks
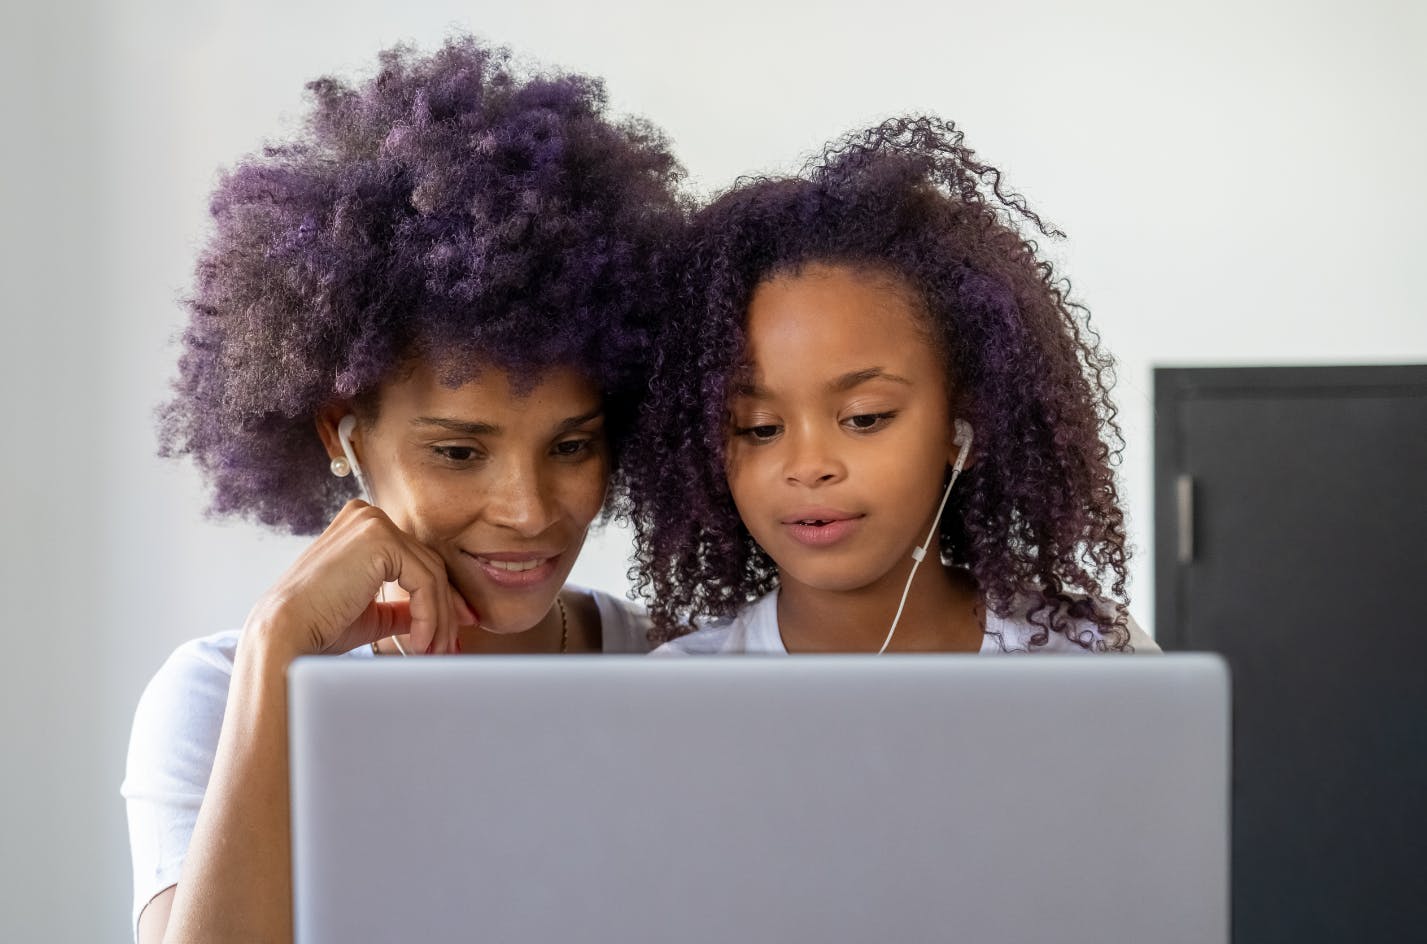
[877,421,973,655]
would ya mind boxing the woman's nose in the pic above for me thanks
[483,463,559,535]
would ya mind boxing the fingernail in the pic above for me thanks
[455,637,463,654]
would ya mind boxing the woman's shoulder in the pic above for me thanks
[123,630,246,805]
[133,630,246,725]
[649,591,781,656]
[582,586,656,653]
[983,594,1161,654]
[125,630,374,793]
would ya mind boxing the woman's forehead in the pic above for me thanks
[377,359,602,421]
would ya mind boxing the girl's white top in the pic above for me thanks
[652,589,1159,655]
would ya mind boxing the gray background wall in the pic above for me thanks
[3,0,1424,939]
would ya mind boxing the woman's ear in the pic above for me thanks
[315,402,358,464]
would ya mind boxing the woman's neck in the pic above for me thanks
[775,554,983,654]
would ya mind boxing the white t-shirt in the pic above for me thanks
[120,587,651,939]
[652,589,1160,655]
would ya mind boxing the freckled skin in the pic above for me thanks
[339,361,610,638]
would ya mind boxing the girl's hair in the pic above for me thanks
[627,116,1130,650]
[159,34,687,534]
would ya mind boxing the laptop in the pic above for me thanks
[289,655,1229,943]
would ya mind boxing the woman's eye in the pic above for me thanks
[844,412,895,432]
[433,445,480,463]
[553,438,594,457]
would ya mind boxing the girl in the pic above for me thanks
[628,116,1156,655]
[123,37,686,943]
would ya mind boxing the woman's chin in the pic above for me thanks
[475,619,538,636]
[471,600,559,636]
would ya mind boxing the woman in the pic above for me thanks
[123,36,686,943]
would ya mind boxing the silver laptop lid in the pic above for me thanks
[290,655,1228,943]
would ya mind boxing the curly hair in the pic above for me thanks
[158,35,687,534]
[627,116,1130,650]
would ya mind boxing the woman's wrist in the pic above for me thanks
[239,596,316,668]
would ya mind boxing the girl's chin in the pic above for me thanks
[775,551,917,596]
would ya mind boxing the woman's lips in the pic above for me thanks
[780,511,864,548]
[461,550,561,589]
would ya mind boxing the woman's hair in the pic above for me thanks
[159,35,687,534]
[627,116,1131,650]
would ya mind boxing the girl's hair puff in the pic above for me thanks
[627,115,1130,650]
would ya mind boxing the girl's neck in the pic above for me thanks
[775,553,984,653]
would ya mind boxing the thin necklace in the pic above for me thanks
[374,595,568,656]
[556,595,569,653]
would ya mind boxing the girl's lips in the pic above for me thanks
[461,550,561,589]
[782,516,864,547]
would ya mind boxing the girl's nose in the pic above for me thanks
[782,426,846,487]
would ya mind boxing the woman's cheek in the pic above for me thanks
[568,459,611,526]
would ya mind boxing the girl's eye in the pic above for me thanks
[844,412,896,432]
[433,445,481,463]
[553,438,594,458]
[734,424,782,442]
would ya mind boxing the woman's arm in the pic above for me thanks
[152,610,303,943]
[137,501,473,944]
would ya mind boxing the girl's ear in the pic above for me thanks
[948,417,976,470]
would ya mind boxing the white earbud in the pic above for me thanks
[335,414,374,504]
[878,418,974,655]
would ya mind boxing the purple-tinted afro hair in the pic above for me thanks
[627,116,1131,649]
[159,35,688,534]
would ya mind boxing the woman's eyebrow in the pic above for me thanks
[828,367,913,393]
[412,406,604,437]
[552,405,605,434]
[412,416,500,435]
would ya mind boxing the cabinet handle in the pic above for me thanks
[1176,474,1195,564]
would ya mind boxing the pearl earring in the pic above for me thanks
[330,456,351,478]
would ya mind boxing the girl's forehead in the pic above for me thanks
[741,265,941,386]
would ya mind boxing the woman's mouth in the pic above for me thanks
[462,550,562,588]
[780,510,865,548]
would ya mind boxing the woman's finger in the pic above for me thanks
[402,538,457,655]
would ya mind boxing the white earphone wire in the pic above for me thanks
[877,419,974,655]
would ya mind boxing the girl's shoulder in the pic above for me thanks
[983,595,1160,654]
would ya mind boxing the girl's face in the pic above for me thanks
[324,360,609,633]
[726,263,961,594]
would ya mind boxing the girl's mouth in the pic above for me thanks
[781,513,864,548]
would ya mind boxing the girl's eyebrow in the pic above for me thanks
[828,367,913,392]
[732,368,912,400]
[412,406,604,437]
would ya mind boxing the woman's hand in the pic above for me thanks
[244,499,476,659]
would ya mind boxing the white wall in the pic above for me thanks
[4,0,1424,938]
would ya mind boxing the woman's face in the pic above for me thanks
[325,360,609,634]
